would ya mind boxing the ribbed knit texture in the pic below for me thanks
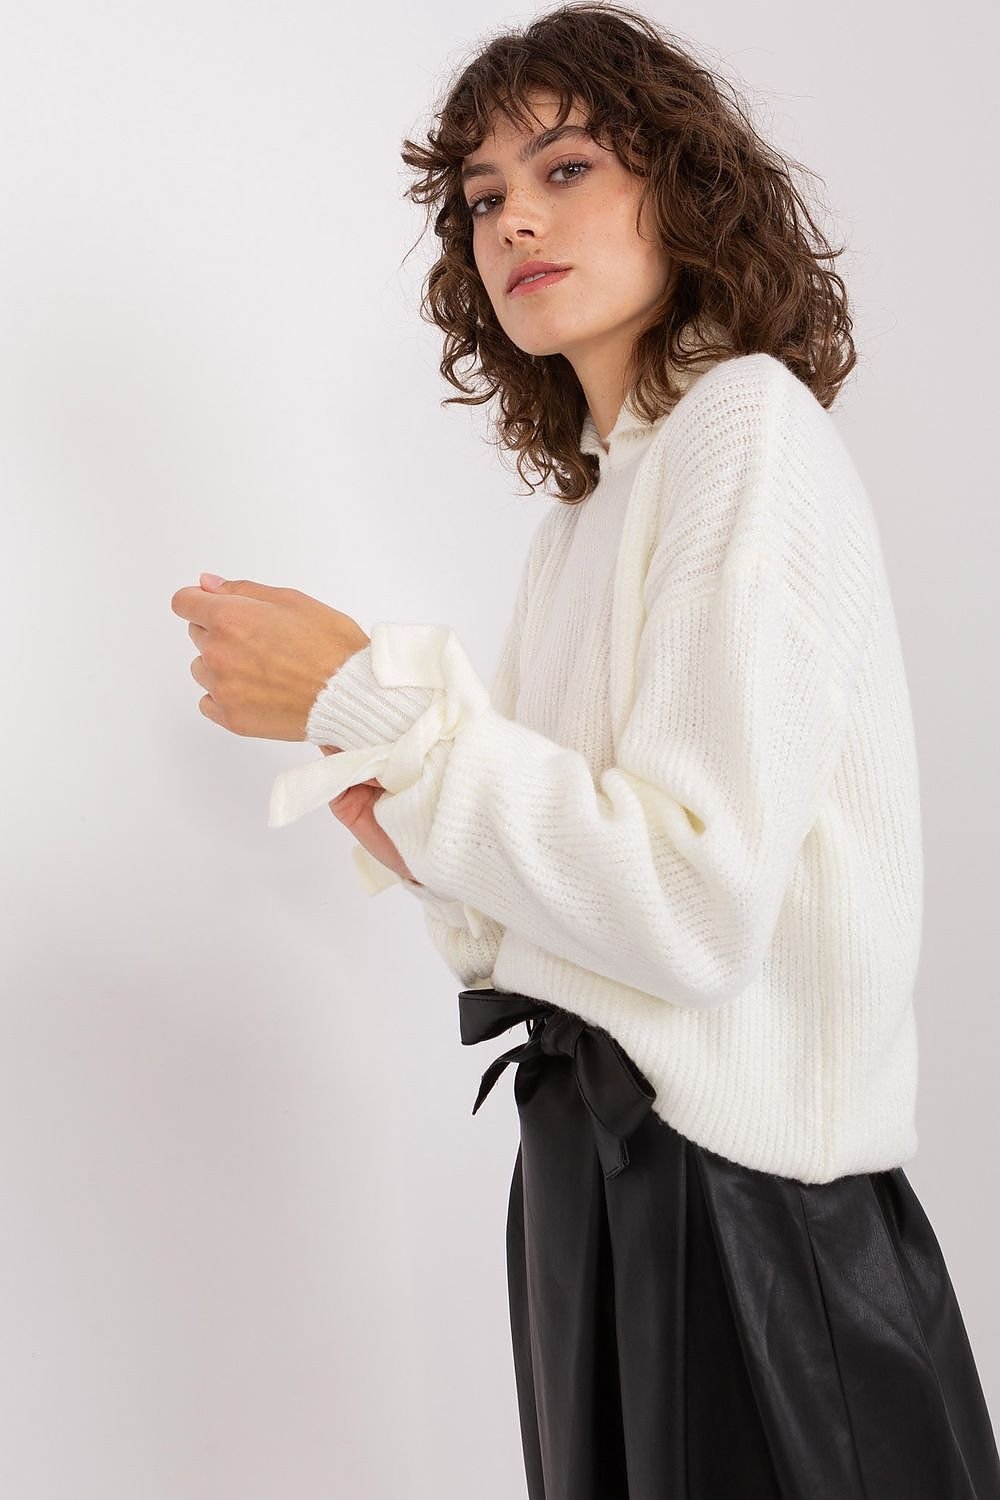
[273,352,924,1184]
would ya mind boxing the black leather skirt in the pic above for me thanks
[459,986,1000,1500]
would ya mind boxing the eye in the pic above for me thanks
[466,158,592,219]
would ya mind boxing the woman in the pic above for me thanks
[177,4,1000,1495]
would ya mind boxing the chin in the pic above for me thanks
[503,329,568,359]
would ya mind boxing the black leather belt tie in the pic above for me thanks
[457,986,656,1180]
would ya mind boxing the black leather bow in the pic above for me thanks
[457,987,656,1179]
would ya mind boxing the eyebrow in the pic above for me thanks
[460,124,594,187]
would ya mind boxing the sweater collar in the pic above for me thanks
[579,323,724,471]
[579,397,675,470]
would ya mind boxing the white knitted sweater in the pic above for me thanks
[268,352,923,1185]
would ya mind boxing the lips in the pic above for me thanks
[506,261,571,293]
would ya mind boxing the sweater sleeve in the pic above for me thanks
[284,503,566,986]
[269,374,873,1010]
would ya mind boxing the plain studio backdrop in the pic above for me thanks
[0,1,996,1496]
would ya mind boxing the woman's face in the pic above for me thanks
[462,91,673,370]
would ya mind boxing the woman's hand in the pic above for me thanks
[171,574,370,741]
[318,745,421,885]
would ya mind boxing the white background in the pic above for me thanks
[1,2,997,1495]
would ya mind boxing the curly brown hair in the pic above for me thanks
[400,1,857,505]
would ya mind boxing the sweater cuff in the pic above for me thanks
[305,643,436,751]
[270,622,492,825]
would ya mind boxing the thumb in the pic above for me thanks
[199,573,274,600]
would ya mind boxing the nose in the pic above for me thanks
[495,186,548,241]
